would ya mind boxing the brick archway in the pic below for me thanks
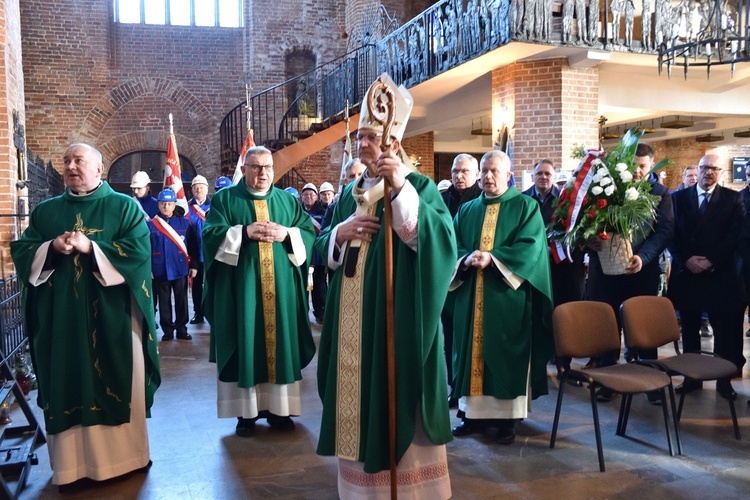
[98,131,210,178]
[79,77,214,142]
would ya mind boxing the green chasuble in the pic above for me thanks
[315,172,456,474]
[10,182,161,435]
[451,188,554,401]
[202,183,316,387]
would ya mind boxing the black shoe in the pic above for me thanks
[675,379,703,394]
[236,417,257,437]
[645,390,663,405]
[716,379,737,400]
[267,414,295,431]
[452,420,477,437]
[496,420,516,445]
[595,388,614,402]
[189,315,204,324]
[161,333,174,341]
[176,333,192,340]
[448,397,458,409]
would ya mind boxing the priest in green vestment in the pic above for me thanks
[10,143,160,486]
[449,150,554,445]
[202,145,316,436]
[316,73,455,499]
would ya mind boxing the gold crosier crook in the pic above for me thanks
[366,77,398,500]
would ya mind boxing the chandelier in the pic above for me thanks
[658,0,749,78]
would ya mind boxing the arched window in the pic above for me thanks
[108,150,196,196]
[285,50,317,118]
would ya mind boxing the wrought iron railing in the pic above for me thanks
[221,0,665,162]
[0,275,24,363]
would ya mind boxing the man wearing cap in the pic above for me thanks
[202,145,316,436]
[187,175,211,324]
[319,182,335,206]
[214,176,232,192]
[316,74,455,498]
[10,143,160,486]
[300,182,328,323]
[130,170,158,219]
[148,188,196,341]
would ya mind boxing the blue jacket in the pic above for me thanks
[187,197,210,263]
[148,214,193,280]
[135,191,159,219]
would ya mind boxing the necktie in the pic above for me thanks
[699,192,709,215]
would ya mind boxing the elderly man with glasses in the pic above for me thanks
[669,154,746,400]
[202,145,317,436]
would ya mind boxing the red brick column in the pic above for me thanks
[492,59,600,180]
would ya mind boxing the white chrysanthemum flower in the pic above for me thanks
[604,184,616,196]
[599,176,612,186]
[591,185,604,195]
[620,170,633,182]
[616,163,629,172]
[592,159,605,167]
[625,187,639,200]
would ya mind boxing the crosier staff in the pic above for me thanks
[366,76,398,500]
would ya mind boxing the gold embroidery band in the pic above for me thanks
[335,203,377,460]
[254,200,278,383]
[469,203,500,396]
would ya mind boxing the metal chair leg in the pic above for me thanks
[659,387,675,456]
[550,374,567,449]
[667,383,683,455]
[728,396,741,441]
[589,385,606,472]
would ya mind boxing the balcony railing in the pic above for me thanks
[221,0,666,167]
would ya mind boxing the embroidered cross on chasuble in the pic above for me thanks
[335,180,384,460]
[254,199,279,382]
[470,203,500,395]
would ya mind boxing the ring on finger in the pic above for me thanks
[357,226,364,234]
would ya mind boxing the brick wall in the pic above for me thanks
[402,131,435,180]
[493,59,600,184]
[21,0,347,183]
[0,0,25,277]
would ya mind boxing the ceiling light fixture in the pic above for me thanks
[658,0,750,79]
[661,116,695,129]
[695,133,724,142]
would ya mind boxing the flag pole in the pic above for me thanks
[169,113,174,135]
[367,77,398,500]
[338,99,350,194]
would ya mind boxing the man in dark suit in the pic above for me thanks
[670,153,746,400]
[522,159,584,306]
[586,143,674,403]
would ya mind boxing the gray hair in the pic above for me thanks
[244,145,273,161]
[68,143,103,163]
[480,149,511,169]
[452,153,479,171]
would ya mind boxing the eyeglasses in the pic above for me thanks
[247,164,274,173]
[355,132,383,143]
[699,165,721,172]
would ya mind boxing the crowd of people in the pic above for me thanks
[10,73,750,498]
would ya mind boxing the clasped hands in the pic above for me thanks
[52,231,92,255]
[463,250,492,270]
[685,255,713,274]
[246,221,288,243]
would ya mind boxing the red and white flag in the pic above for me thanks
[164,114,188,213]
[232,128,255,185]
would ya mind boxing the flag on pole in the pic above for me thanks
[232,84,255,185]
[337,100,351,193]
[232,128,255,185]
[164,113,189,213]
